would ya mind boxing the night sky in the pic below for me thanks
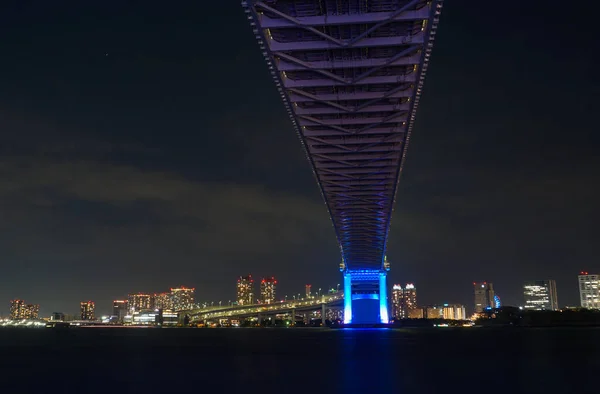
[1,1,598,316]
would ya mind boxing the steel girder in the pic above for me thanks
[242,0,443,270]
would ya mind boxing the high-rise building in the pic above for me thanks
[494,295,502,308]
[473,282,495,313]
[404,284,417,311]
[10,299,39,319]
[50,312,65,321]
[80,301,95,320]
[154,292,174,310]
[9,299,24,319]
[128,293,152,313]
[23,304,39,319]
[237,275,254,305]
[578,272,600,309]
[441,304,467,320]
[260,277,276,304]
[171,287,195,310]
[391,284,418,319]
[113,300,128,322]
[391,285,403,318]
[523,280,558,311]
[305,284,312,299]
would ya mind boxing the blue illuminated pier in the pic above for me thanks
[242,0,443,324]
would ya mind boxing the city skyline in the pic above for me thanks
[0,1,597,315]
[5,272,597,318]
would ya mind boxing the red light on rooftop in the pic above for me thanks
[581,271,589,275]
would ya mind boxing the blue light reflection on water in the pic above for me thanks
[1,327,599,393]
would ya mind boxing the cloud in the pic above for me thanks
[0,156,333,256]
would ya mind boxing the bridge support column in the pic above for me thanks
[342,269,389,325]
[379,271,389,324]
[321,303,326,327]
[257,313,262,327]
[290,308,295,326]
[343,272,352,324]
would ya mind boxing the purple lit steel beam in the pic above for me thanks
[295,103,410,115]
[303,128,404,137]
[289,90,413,103]
[282,74,417,88]
[277,54,421,72]
[269,34,424,52]
[259,9,431,29]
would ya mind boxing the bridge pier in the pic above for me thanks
[321,304,326,326]
[290,308,295,326]
[343,269,389,325]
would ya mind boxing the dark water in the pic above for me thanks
[1,327,599,393]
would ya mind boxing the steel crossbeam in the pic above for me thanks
[243,0,443,272]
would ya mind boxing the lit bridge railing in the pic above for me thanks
[185,294,344,322]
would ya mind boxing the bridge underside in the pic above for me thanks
[243,0,442,324]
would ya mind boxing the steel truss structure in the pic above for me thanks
[243,0,443,324]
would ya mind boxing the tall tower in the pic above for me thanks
[9,299,25,319]
[113,300,128,322]
[403,284,417,313]
[391,283,417,319]
[128,293,152,313]
[80,301,95,320]
[473,282,495,313]
[237,275,254,305]
[391,285,403,319]
[260,277,277,304]
[171,287,195,310]
[154,293,174,310]
[523,280,558,311]
[578,272,600,309]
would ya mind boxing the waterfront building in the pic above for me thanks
[425,306,443,319]
[154,292,174,310]
[9,299,24,319]
[391,283,418,319]
[50,312,65,321]
[391,285,403,318]
[407,308,424,319]
[523,280,558,311]
[80,301,95,320]
[10,299,40,319]
[237,275,254,305]
[171,287,195,310]
[578,273,600,309]
[260,277,276,304]
[305,284,312,298]
[113,300,128,322]
[441,304,467,320]
[494,295,502,308]
[128,293,152,313]
[473,282,495,313]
